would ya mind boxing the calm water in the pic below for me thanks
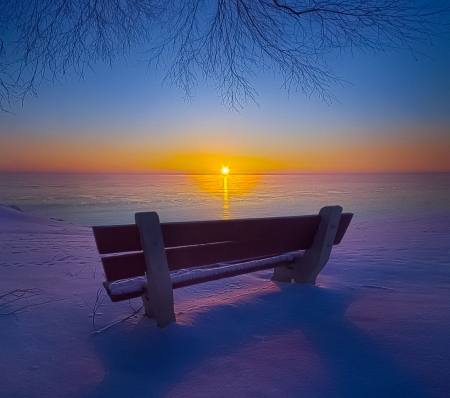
[1,172,449,226]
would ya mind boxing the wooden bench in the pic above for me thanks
[92,206,353,328]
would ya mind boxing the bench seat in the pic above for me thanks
[104,251,304,301]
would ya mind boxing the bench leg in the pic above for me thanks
[136,212,176,328]
[272,261,296,283]
[141,292,155,318]
[272,206,342,285]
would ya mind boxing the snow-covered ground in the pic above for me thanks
[0,204,449,398]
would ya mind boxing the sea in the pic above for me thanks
[1,172,449,226]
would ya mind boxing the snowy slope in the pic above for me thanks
[1,204,449,398]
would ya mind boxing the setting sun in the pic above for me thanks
[221,166,229,175]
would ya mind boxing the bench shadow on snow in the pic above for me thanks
[89,279,427,398]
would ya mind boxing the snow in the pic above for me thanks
[170,251,302,285]
[108,276,147,296]
[109,252,302,296]
[1,204,449,397]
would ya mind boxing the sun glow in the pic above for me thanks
[221,165,229,175]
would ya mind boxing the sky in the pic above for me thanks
[1,10,450,174]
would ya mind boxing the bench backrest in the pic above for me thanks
[93,213,353,283]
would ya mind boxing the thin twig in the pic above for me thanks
[0,298,65,316]
[91,304,144,334]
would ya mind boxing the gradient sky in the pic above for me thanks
[1,18,450,173]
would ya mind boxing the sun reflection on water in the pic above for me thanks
[223,175,229,219]
[190,173,260,219]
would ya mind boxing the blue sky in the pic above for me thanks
[1,15,450,173]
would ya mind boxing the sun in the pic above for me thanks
[221,166,229,175]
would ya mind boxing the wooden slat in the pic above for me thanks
[172,258,294,289]
[103,281,145,302]
[93,215,322,255]
[101,252,146,282]
[160,215,321,248]
[92,224,141,255]
[166,236,307,271]
[103,232,308,282]
[104,257,295,302]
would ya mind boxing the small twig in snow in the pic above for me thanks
[84,286,145,333]
[92,304,144,334]
[82,286,108,332]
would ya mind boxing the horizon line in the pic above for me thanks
[1,170,450,175]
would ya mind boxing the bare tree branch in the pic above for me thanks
[0,0,448,112]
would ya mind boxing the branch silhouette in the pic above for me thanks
[0,0,448,111]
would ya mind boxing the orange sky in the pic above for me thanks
[1,134,449,173]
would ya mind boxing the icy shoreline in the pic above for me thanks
[1,204,449,397]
